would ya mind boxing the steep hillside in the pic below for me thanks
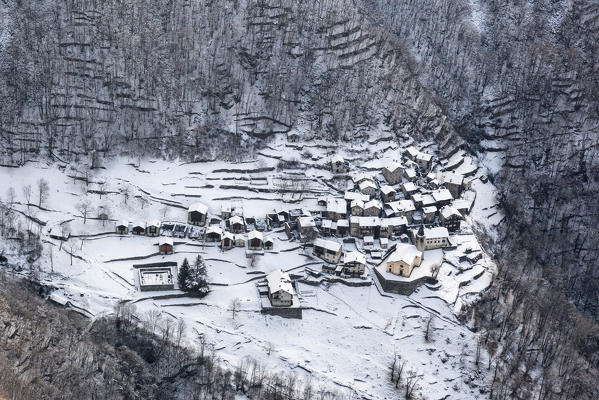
[0,0,459,164]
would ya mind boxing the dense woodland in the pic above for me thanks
[1,0,599,399]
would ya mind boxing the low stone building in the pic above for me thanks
[188,202,208,226]
[382,161,404,185]
[146,220,161,237]
[439,206,463,232]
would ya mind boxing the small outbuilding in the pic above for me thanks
[331,154,349,173]
[158,237,174,255]
[131,222,146,235]
[221,231,234,250]
[264,237,274,250]
[146,220,161,237]
[188,202,208,226]
[248,230,264,250]
[205,225,223,242]
[229,215,245,233]
[116,221,129,235]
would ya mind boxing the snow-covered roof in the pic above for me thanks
[380,216,408,227]
[248,230,263,240]
[404,168,417,179]
[363,235,374,244]
[337,219,349,227]
[422,206,437,214]
[344,251,366,265]
[364,199,382,210]
[206,225,223,235]
[229,215,244,225]
[344,191,370,202]
[189,202,208,214]
[386,200,415,214]
[331,154,344,164]
[298,216,316,227]
[440,205,463,220]
[313,238,341,252]
[267,269,295,296]
[326,197,346,214]
[380,238,389,245]
[220,203,231,213]
[387,244,422,265]
[234,234,246,242]
[380,185,396,195]
[444,173,464,185]
[405,146,419,158]
[351,199,364,209]
[401,182,418,192]
[351,216,381,227]
[321,219,332,229]
[432,188,453,203]
[222,231,234,240]
[132,221,145,229]
[424,226,449,239]
[382,161,403,173]
[117,220,128,227]
[264,237,274,244]
[159,237,173,246]
[415,152,433,162]
[351,173,374,184]
[147,220,161,228]
[359,180,377,191]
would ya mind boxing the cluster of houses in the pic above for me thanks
[115,202,276,256]
[293,146,473,281]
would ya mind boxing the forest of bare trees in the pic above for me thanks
[0,276,348,400]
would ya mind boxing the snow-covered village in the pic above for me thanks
[0,129,502,399]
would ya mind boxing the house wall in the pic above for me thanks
[383,170,402,185]
[375,268,436,295]
[188,211,207,226]
[159,244,173,254]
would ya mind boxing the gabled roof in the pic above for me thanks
[440,205,463,220]
[401,182,418,192]
[350,199,364,209]
[264,237,274,244]
[188,202,208,214]
[444,173,464,185]
[267,269,295,295]
[158,237,173,246]
[248,230,263,240]
[382,161,403,173]
[359,180,377,191]
[380,185,396,195]
[229,215,244,225]
[222,231,234,240]
[364,199,382,210]
[297,216,316,227]
[132,221,146,229]
[386,200,416,214]
[351,216,381,227]
[387,244,422,265]
[432,188,453,203]
[424,226,449,239]
[206,225,223,235]
[313,238,342,252]
[147,220,161,228]
[326,197,346,214]
[344,251,366,265]
[331,154,344,164]
[380,216,408,227]
[422,206,437,214]
[344,191,370,202]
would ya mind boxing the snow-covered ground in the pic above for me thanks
[0,131,500,399]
